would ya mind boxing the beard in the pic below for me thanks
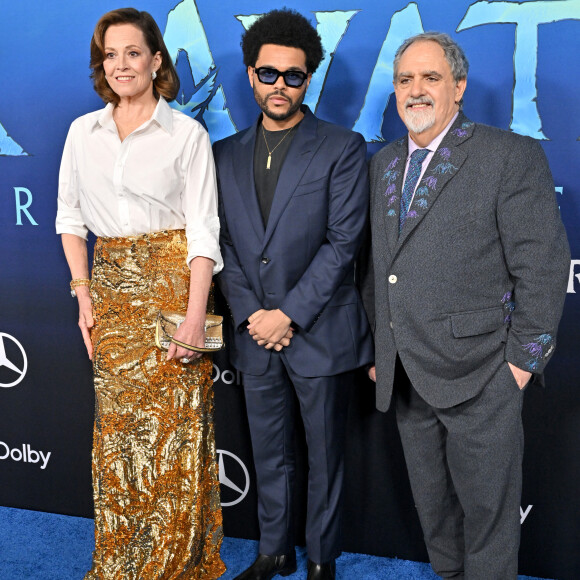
[253,87,305,122]
[403,96,436,134]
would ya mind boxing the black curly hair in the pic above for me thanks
[241,8,324,73]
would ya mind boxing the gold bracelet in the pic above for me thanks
[70,278,90,298]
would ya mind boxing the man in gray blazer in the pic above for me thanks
[362,32,570,578]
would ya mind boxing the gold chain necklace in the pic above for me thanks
[262,124,297,169]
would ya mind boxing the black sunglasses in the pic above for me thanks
[254,67,308,88]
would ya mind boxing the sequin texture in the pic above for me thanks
[86,229,225,579]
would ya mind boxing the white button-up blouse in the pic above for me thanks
[56,97,223,273]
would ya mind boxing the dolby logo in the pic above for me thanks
[212,364,242,386]
[0,332,28,388]
[0,441,51,470]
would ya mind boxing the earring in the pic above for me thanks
[152,71,157,81]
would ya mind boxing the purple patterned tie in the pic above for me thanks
[399,148,429,234]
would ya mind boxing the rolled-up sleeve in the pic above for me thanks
[55,122,88,239]
[182,127,223,274]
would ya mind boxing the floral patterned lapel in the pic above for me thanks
[397,115,475,246]
[379,137,407,252]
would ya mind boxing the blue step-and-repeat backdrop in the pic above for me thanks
[1,1,579,578]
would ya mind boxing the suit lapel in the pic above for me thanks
[378,137,408,253]
[232,122,265,240]
[397,114,474,246]
[262,108,325,249]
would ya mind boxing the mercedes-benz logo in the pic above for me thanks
[217,449,250,507]
[0,333,28,388]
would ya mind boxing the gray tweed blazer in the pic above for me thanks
[361,113,570,411]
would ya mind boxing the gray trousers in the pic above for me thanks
[395,359,525,580]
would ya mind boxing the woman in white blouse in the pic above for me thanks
[56,8,225,579]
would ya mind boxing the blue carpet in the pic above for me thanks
[0,506,554,579]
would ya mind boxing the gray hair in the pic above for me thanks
[393,32,469,83]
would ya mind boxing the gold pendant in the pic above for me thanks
[266,154,271,170]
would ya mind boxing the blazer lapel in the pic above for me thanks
[378,137,408,253]
[397,114,474,246]
[232,122,265,240]
[262,108,325,249]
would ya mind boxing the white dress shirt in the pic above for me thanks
[56,97,223,273]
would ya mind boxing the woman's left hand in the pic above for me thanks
[167,317,205,363]
[169,256,214,364]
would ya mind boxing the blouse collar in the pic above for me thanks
[93,96,173,134]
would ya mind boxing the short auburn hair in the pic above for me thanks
[90,8,179,104]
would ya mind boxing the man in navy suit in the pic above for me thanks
[214,9,373,580]
[362,33,570,578]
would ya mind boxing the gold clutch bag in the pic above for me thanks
[155,311,225,353]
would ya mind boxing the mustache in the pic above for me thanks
[405,96,434,108]
[267,90,291,102]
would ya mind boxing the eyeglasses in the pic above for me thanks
[254,67,308,88]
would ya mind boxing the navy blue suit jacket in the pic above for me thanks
[214,107,373,377]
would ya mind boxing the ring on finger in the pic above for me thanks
[180,357,191,364]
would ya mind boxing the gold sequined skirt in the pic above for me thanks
[86,229,225,579]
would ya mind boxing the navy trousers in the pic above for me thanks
[242,352,353,564]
